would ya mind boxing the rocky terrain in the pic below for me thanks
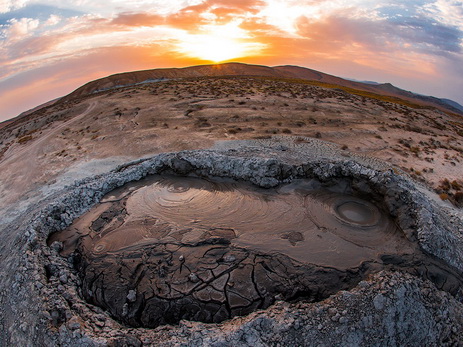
[1,64,463,346]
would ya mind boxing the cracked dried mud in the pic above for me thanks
[48,174,462,330]
[2,75,463,346]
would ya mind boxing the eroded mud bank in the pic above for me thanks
[48,172,462,329]
[3,143,463,346]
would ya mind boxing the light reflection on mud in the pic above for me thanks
[48,175,463,328]
[51,175,412,269]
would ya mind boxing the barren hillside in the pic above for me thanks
[2,66,463,346]
[55,63,463,116]
[2,75,462,210]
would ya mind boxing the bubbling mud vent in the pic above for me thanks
[49,174,463,329]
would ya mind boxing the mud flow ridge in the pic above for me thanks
[48,174,463,328]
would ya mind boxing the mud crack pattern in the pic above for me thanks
[49,175,463,328]
[76,242,370,328]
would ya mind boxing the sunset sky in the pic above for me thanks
[1,0,462,122]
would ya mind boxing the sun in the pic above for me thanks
[177,22,265,62]
[179,35,248,62]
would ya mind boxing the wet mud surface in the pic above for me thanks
[49,174,463,328]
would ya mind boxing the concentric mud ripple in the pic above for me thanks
[50,175,421,328]
[62,176,411,268]
[336,200,379,225]
[304,191,400,249]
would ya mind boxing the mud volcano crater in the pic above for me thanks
[48,151,463,329]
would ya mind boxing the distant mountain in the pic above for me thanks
[346,78,463,112]
[60,62,463,116]
[0,98,59,129]
[442,98,463,113]
[346,79,381,85]
[16,98,60,118]
[370,82,463,115]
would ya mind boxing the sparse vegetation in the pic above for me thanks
[451,180,462,190]
[436,178,463,207]
[17,135,33,144]
[3,74,462,211]
[439,193,450,201]
[194,117,211,128]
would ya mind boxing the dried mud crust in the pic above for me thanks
[62,174,463,330]
[2,143,463,346]
[76,242,369,328]
[74,232,463,331]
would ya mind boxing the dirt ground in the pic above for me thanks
[2,76,463,345]
[1,76,463,212]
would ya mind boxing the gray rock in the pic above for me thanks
[1,142,463,346]
[126,290,136,303]
[373,294,386,310]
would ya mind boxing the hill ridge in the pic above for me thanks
[58,62,463,116]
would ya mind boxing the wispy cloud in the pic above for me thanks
[0,0,28,13]
[1,0,462,121]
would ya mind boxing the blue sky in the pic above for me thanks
[1,0,462,121]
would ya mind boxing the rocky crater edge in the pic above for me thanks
[1,143,463,346]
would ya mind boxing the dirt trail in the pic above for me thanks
[0,101,97,209]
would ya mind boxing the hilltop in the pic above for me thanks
[58,62,463,116]
[1,63,463,345]
[1,68,463,207]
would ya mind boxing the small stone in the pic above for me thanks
[358,281,370,288]
[340,291,354,300]
[59,273,68,284]
[179,255,185,262]
[67,317,81,330]
[362,315,373,328]
[317,324,323,330]
[339,316,348,324]
[223,254,236,263]
[122,303,129,317]
[328,307,337,315]
[126,289,137,302]
[188,273,199,283]
[50,241,63,252]
[373,294,386,310]
[19,323,28,332]
[58,324,68,338]
[42,311,52,321]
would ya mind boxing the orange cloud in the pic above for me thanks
[1,0,462,121]
[166,0,265,32]
[110,13,164,27]
[0,45,210,121]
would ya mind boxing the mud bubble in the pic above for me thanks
[49,174,462,328]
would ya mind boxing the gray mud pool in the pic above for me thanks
[48,174,461,328]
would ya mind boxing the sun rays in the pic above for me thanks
[176,22,266,62]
